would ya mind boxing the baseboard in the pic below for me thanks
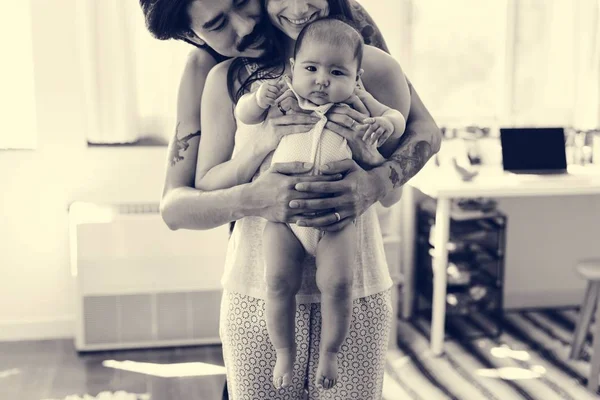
[504,288,583,310]
[0,316,74,342]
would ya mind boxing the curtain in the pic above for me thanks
[573,0,600,130]
[0,1,37,149]
[75,1,190,144]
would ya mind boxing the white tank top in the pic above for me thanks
[220,69,393,303]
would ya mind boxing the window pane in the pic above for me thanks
[512,0,576,126]
[406,0,508,125]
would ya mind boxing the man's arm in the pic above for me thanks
[160,49,332,230]
[160,49,253,230]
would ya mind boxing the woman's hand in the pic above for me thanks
[289,159,386,232]
[261,111,320,152]
[326,104,386,169]
[249,162,343,223]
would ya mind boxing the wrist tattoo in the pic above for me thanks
[388,133,433,188]
[169,123,201,166]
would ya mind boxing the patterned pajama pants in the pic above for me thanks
[220,289,392,400]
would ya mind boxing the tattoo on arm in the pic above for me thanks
[349,0,390,53]
[387,131,433,188]
[169,122,201,166]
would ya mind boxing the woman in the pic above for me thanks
[196,2,415,398]
[140,0,441,398]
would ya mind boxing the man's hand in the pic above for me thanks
[249,162,343,223]
[290,159,385,231]
[261,112,320,151]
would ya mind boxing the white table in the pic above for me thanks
[400,163,600,356]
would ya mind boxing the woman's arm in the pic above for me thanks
[359,46,411,157]
[195,62,320,191]
[355,88,406,147]
[159,49,319,230]
[292,50,441,229]
[194,61,271,191]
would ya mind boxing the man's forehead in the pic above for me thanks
[188,0,230,26]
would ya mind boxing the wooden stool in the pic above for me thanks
[570,259,600,391]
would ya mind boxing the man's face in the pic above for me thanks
[187,0,266,58]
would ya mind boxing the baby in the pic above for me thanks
[236,18,407,390]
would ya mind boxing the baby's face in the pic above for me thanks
[290,41,360,105]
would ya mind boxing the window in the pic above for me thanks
[76,1,191,146]
[358,0,600,129]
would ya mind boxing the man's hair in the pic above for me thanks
[139,0,194,41]
[293,17,364,69]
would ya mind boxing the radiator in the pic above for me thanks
[68,201,230,352]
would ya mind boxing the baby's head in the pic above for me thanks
[290,18,364,105]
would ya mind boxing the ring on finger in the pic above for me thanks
[349,119,356,129]
[277,103,286,115]
[334,212,341,222]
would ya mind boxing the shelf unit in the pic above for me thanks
[415,200,507,340]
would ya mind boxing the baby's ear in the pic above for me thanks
[356,68,364,81]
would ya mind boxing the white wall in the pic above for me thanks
[0,0,169,341]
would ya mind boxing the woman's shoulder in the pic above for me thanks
[361,46,403,81]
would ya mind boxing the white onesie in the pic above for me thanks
[270,78,353,256]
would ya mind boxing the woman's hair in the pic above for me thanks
[227,0,386,103]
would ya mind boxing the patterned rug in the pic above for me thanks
[383,308,599,400]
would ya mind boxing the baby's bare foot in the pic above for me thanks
[273,347,295,389]
[316,351,339,390]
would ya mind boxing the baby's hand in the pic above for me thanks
[256,81,281,109]
[362,116,394,147]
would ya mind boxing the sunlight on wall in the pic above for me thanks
[0,3,37,149]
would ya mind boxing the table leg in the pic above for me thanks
[431,197,451,356]
[401,185,417,319]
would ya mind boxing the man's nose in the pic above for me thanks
[290,0,309,15]
[230,12,254,39]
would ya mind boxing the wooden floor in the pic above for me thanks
[2,308,598,400]
[0,339,228,400]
